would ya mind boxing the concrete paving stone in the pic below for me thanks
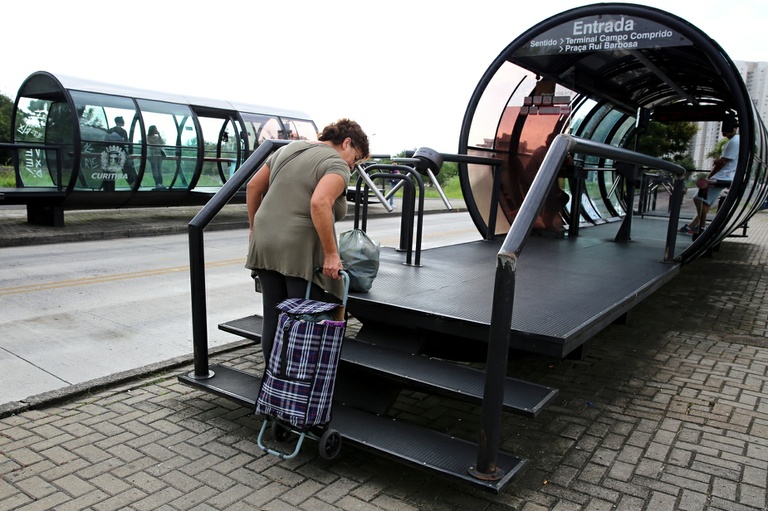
[1,493,34,510]
[660,471,710,494]
[613,494,646,511]
[242,481,290,509]
[70,443,113,465]
[35,459,92,487]
[109,459,159,483]
[298,496,345,511]
[51,490,110,511]
[646,490,679,510]
[678,488,710,511]
[17,491,72,510]
[579,462,609,484]
[209,484,260,509]
[538,481,591,506]
[121,468,168,494]
[739,484,768,508]
[282,479,329,505]
[159,469,204,493]
[606,461,634,482]
[130,486,185,511]
[581,499,615,511]
[631,474,681,498]
[16,474,57,499]
[167,484,221,510]
[741,465,768,487]
[93,487,148,511]
[668,447,695,467]
[369,494,421,511]
[601,478,650,500]
[707,497,760,511]
[265,498,313,511]
[570,480,621,503]
[616,445,645,466]
[712,451,766,477]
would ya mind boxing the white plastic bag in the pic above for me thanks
[338,229,380,292]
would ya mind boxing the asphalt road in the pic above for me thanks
[0,211,480,406]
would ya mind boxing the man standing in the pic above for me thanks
[680,119,739,240]
[106,116,137,187]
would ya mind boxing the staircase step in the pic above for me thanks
[219,315,558,418]
[219,315,263,342]
[178,364,526,494]
[331,404,526,493]
[342,339,558,418]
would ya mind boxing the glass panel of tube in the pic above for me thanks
[136,99,194,190]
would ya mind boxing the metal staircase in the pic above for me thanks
[180,313,558,493]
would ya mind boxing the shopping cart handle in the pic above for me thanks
[309,268,350,305]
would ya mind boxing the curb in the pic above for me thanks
[0,338,254,419]
[0,201,466,248]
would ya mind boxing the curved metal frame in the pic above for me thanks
[458,3,768,264]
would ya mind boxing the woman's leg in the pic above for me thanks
[256,269,288,363]
[150,157,164,187]
[257,271,321,362]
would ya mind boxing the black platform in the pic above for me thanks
[186,215,689,493]
[347,216,687,358]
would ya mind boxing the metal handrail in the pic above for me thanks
[473,134,686,479]
[187,139,290,379]
[353,165,425,266]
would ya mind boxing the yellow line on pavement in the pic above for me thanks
[0,258,245,296]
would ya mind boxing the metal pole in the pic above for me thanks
[487,161,502,241]
[353,163,395,212]
[469,252,516,480]
[664,177,685,262]
[188,225,213,379]
[425,168,453,210]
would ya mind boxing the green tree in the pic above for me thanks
[637,120,699,171]
[0,91,13,164]
[706,138,728,160]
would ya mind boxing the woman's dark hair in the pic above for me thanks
[318,118,370,158]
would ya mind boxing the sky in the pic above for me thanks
[3,0,767,155]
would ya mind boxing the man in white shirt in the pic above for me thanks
[679,120,739,240]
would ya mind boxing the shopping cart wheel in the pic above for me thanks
[318,428,342,460]
[271,421,292,443]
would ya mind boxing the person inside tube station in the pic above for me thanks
[679,118,739,240]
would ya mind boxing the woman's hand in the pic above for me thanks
[322,252,344,279]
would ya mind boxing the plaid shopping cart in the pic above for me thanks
[255,270,348,459]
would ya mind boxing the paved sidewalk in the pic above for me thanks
[1,210,767,510]
[0,197,463,248]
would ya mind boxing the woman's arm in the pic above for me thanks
[246,164,271,238]
[311,173,347,279]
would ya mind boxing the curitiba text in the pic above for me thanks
[91,172,128,180]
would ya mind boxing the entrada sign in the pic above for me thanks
[516,15,690,56]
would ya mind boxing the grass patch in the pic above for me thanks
[407,175,463,200]
[0,166,13,187]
